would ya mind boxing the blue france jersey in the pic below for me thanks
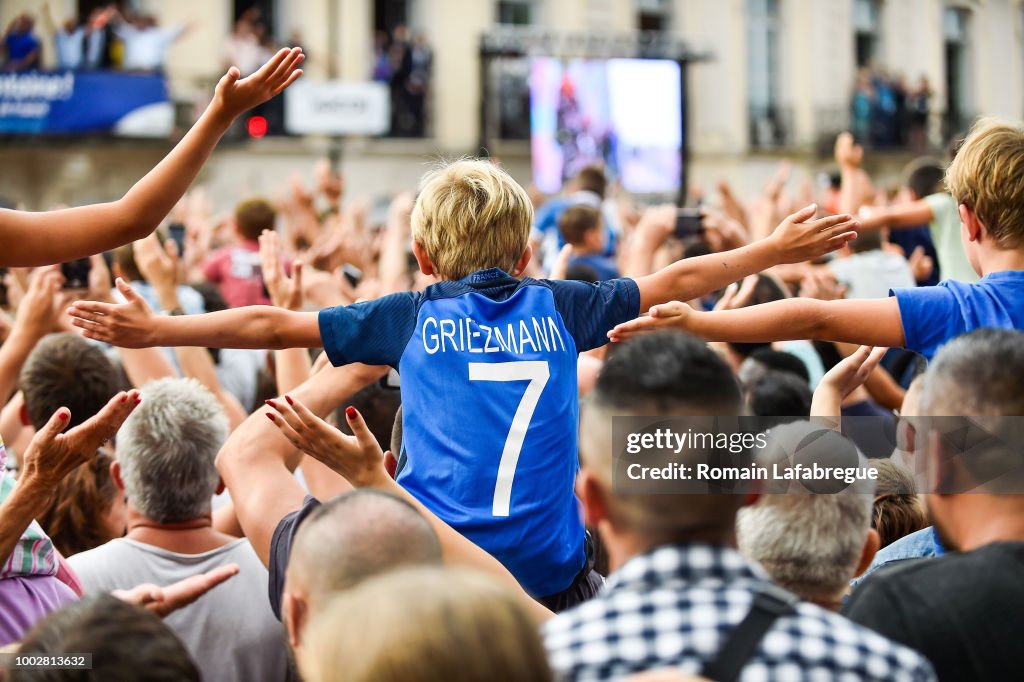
[318,269,640,596]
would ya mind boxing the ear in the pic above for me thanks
[282,590,306,650]
[958,203,983,243]
[575,470,610,527]
[215,477,225,496]
[509,244,533,277]
[411,240,435,276]
[19,404,30,427]
[853,528,881,577]
[110,460,126,492]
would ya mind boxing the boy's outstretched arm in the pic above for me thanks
[610,297,906,348]
[0,48,304,267]
[634,204,858,311]
[68,278,321,350]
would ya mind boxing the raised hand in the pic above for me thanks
[213,47,304,120]
[607,301,693,343]
[12,267,67,341]
[259,230,304,311]
[113,564,240,618]
[713,275,758,312]
[834,131,864,170]
[810,345,888,424]
[133,233,181,294]
[19,390,140,489]
[265,395,388,488]
[769,204,859,263]
[67,278,157,348]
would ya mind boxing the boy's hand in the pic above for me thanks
[770,204,859,263]
[265,396,389,489]
[67,278,158,348]
[213,47,304,120]
[607,301,694,343]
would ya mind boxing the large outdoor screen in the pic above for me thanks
[530,57,682,194]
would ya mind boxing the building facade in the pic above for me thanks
[2,0,1022,206]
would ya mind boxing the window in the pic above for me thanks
[748,0,787,147]
[637,0,671,31]
[854,0,882,68]
[497,0,534,26]
[943,6,971,134]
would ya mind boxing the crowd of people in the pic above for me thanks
[2,5,187,73]
[0,41,1023,682]
[372,24,432,137]
[851,67,932,152]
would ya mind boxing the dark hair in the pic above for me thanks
[20,333,123,430]
[726,275,790,358]
[574,165,607,199]
[848,228,884,254]
[558,205,601,246]
[748,348,811,383]
[235,197,277,241]
[113,244,144,284]
[869,459,927,548]
[12,594,200,682]
[747,370,812,427]
[564,263,599,283]
[335,383,402,453]
[37,452,121,557]
[903,159,946,199]
[595,331,741,412]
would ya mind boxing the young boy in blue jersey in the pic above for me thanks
[68,160,857,607]
[610,118,1024,362]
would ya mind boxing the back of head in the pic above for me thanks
[12,594,199,682]
[20,333,122,430]
[582,332,745,542]
[298,567,551,682]
[287,489,442,604]
[727,274,789,359]
[234,197,277,241]
[737,421,876,603]
[945,118,1024,249]
[558,204,601,247]
[746,369,812,426]
[334,383,401,453]
[903,158,946,200]
[869,458,926,548]
[38,452,120,557]
[848,228,884,254]
[411,159,533,280]
[116,378,228,523]
[574,164,608,199]
[747,348,811,384]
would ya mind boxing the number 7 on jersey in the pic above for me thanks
[468,361,550,517]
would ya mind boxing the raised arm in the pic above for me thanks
[634,205,858,311]
[0,48,304,267]
[858,199,935,233]
[609,296,906,348]
[68,278,321,350]
[214,362,387,566]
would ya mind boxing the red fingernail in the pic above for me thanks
[285,395,294,406]
[121,394,128,403]
[265,400,276,408]
[345,406,357,419]
[59,412,69,421]
[266,413,276,422]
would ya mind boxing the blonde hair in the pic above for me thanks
[297,567,552,682]
[411,159,534,280]
[946,118,1024,248]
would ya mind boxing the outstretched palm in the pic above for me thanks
[214,47,305,118]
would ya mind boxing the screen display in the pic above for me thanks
[530,57,682,195]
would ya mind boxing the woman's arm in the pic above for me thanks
[0,48,304,267]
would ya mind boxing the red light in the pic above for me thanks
[247,116,268,138]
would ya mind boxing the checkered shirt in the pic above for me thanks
[542,544,936,681]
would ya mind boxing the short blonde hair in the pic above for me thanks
[411,159,533,280]
[946,118,1024,248]
[297,567,552,682]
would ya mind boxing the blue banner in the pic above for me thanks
[0,71,172,136]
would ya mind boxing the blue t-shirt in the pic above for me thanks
[569,254,620,281]
[891,270,1024,359]
[318,269,640,596]
[5,33,39,62]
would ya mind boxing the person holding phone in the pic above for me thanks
[0,47,304,268]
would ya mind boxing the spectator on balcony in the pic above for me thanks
[2,14,41,72]
[909,75,932,152]
[111,11,188,73]
[225,7,272,77]
[42,5,113,71]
